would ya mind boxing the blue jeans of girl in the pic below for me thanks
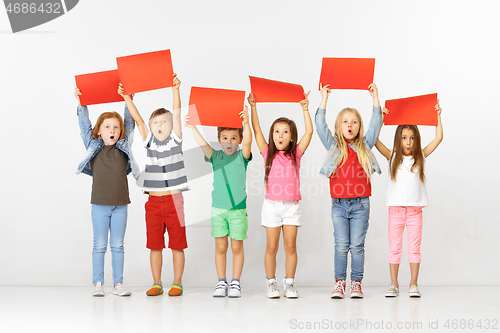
[331,197,370,282]
[91,204,128,286]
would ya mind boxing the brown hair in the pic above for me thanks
[390,125,425,183]
[217,127,243,139]
[264,117,298,187]
[91,112,125,141]
[148,108,173,127]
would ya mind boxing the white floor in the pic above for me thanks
[0,286,498,333]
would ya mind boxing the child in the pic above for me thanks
[375,102,443,298]
[75,87,140,297]
[315,83,382,299]
[119,74,188,297]
[248,91,313,299]
[184,106,252,298]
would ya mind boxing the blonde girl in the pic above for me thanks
[315,83,382,299]
[248,91,313,298]
[375,102,443,298]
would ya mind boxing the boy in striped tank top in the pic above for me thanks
[119,74,188,297]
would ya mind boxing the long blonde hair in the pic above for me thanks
[332,108,374,180]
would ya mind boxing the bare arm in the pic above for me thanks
[118,84,149,141]
[240,106,252,160]
[297,91,314,153]
[375,139,392,160]
[184,114,212,159]
[248,93,267,153]
[423,101,443,158]
[172,74,182,139]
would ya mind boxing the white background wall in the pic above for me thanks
[1,0,498,287]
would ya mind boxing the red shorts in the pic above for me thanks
[145,193,187,250]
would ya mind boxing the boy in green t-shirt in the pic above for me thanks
[185,106,252,297]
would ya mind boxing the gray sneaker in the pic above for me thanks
[113,283,131,296]
[266,278,280,299]
[93,282,104,297]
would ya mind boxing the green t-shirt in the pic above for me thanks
[205,149,252,209]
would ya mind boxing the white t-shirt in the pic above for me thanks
[385,154,428,207]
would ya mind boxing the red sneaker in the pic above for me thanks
[331,279,346,299]
[350,280,364,298]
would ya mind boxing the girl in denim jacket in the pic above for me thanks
[75,87,139,297]
[315,83,382,299]
[375,103,443,298]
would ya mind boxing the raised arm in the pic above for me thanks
[423,101,443,158]
[364,83,383,148]
[184,114,212,159]
[375,107,392,160]
[240,106,252,160]
[118,84,149,141]
[75,88,93,149]
[375,139,392,160]
[298,91,314,153]
[248,93,267,153]
[172,74,182,139]
[315,84,336,150]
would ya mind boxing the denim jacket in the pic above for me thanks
[315,106,382,178]
[76,104,140,180]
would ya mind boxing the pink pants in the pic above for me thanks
[388,206,423,264]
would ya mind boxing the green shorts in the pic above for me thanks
[211,207,248,240]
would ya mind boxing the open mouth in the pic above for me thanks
[348,129,353,135]
[110,136,115,140]
[158,130,162,134]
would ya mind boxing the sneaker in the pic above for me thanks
[385,285,399,297]
[350,281,364,298]
[146,284,164,296]
[266,278,280,299]
[282,278,299,298]
[331,279,346,299]
[228,280,241,298]
[409,285,421,298]
[93,282,104,297]
[113,283,131,296]
[213,281,228,297]
[168,284,183,296]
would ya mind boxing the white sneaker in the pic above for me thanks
[113,283,131,296]
[283,278,299,298]
[266,278,280,299]
[409,285,421,298]
[213,281,228,297]
[385,285,399,297]
[331,279,346,299]
[93,282,104,297]
[228,280,241,298]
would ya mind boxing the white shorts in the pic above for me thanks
[261,199,302,227]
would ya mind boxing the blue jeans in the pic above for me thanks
[91,204,128,285]
[331,197,370,281]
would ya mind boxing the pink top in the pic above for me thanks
[261,145,304,200]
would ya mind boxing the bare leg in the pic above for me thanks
[215,237,229,280]
[282,225,298,279]
[264,227,281,279]
[172,249,185,285]
[230,239,244,280]
[150,249,163,285]
[389,263,400,288]
[409,263,420,286]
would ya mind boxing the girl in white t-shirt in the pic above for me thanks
[375,102,443,298]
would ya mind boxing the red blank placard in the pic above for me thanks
[384,93,438,126]
[249,76,304,103]
[75,69,122,106]
[319,58,375,90]
[188,87,245,128]
[116,49,174,95]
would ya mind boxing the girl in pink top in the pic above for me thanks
[248,91,313,299]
